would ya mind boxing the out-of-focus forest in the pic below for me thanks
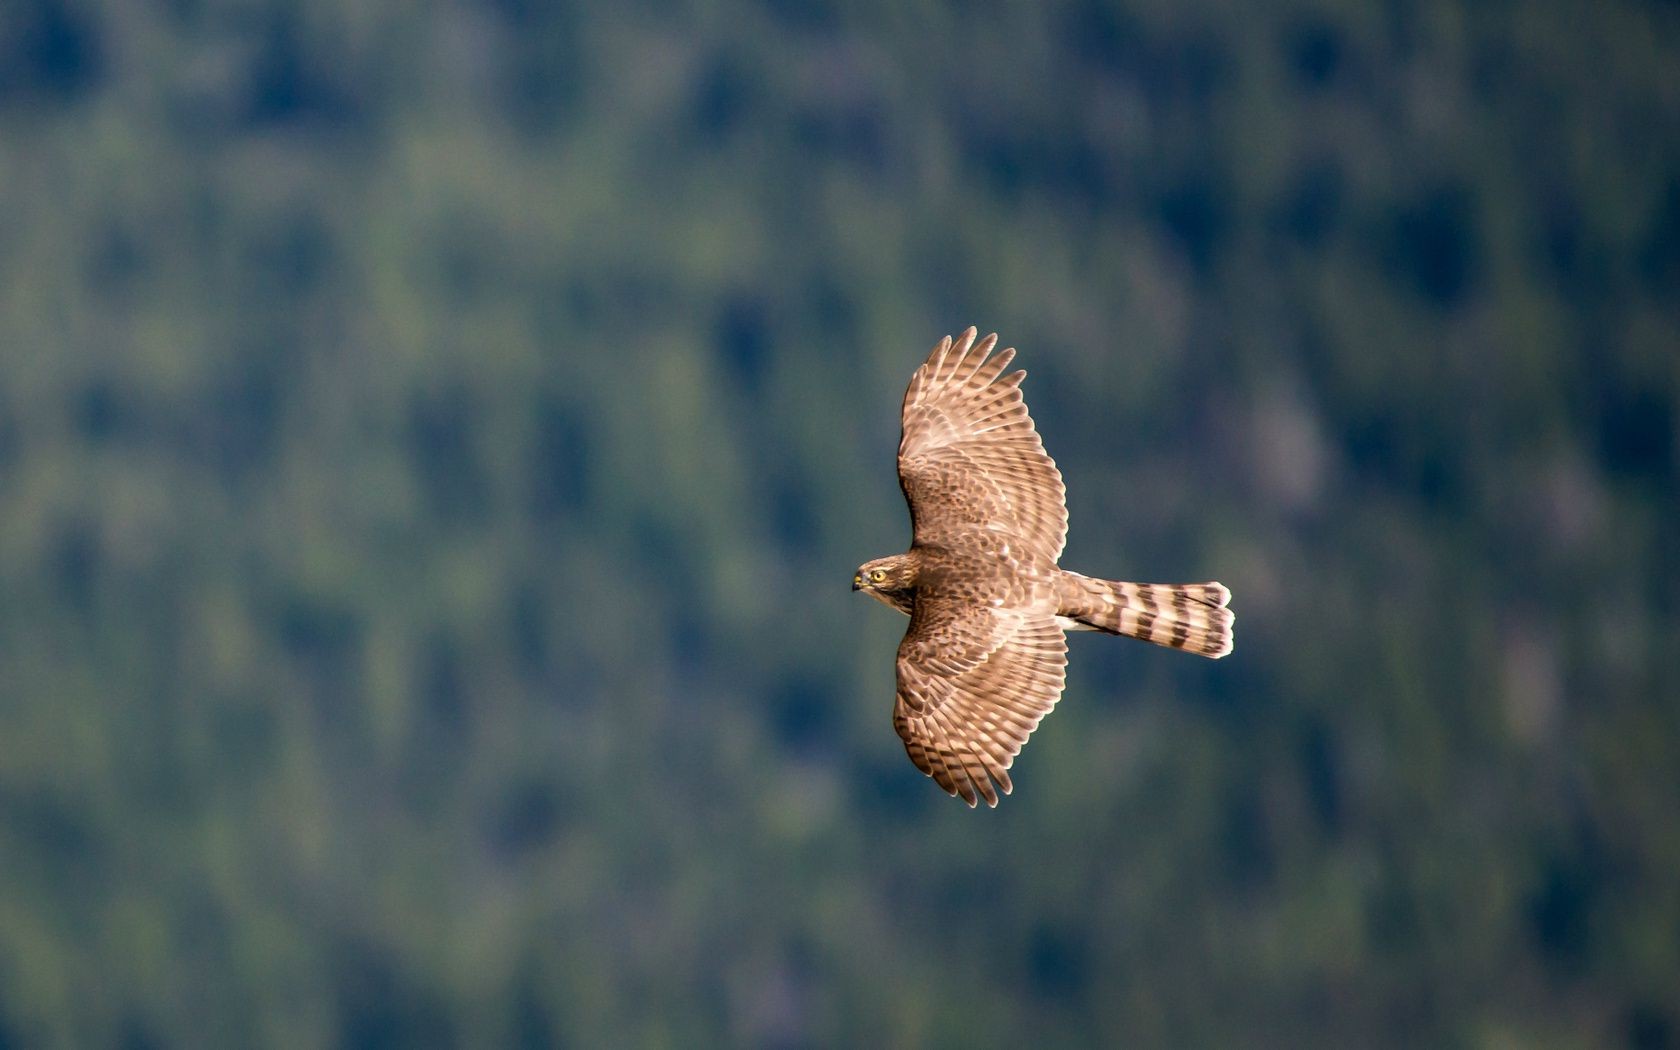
[0,0,1676,1045]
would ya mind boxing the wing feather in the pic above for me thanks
[894,609,1069,808]
[898,328,1069,561]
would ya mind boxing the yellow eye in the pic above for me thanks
[870,569,887,582]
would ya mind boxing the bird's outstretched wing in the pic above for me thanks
[893,602,1068,807]
[898,328,1069,562]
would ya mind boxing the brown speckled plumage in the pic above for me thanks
[854,328,1234,808]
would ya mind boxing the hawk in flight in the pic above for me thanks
[854,328,1234,807]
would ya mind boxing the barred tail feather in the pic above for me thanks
[1055,573,1234,658]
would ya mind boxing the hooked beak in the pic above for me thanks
[852,574,863,591]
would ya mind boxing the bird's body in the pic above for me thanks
[854,328,1233,807]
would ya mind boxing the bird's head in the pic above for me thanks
[853,555,916,612]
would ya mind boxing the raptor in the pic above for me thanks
[854,328,1233,807]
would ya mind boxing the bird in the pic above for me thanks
[853,328,1233,807]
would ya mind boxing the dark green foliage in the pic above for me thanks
[0,0,1676,1045]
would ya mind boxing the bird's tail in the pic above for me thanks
[1055,573,1234,658]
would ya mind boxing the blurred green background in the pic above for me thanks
[0,0,1676,1046]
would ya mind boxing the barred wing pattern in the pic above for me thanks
[894,610,1068,808]
[891,329,1076,807]
[898,328,1069,561]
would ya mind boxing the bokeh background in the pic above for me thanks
[1,0,1677,1046]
